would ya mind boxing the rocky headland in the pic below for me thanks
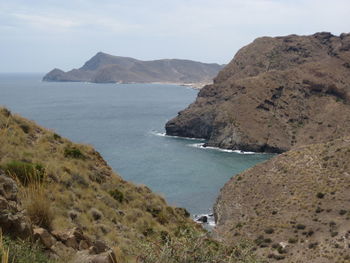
[43,52,223,86]
[166,32,350,153]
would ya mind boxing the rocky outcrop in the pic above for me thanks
[166,32,350,153]
[43,52,223,85]
[214,137,350,262]
[0,171,116,262]
[0,173,32,239]
[33,227,116,262]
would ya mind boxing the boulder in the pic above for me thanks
[196,215,208,223]
[33,227,56,248]
[0,174,32,239]
[72,250,117,263]
[51,227,92,250]
[0,174,18,201]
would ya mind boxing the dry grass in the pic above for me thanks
[135,228,260,263]
[0,107,201,260]
[19,176,54,230]
[0,230,9,263]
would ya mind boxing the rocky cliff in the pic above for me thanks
[43,52,223,85]
[166,32,350,153]
[214,137,350,262]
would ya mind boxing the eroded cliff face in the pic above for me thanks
[166,32,350,153]
[214,137,350,262]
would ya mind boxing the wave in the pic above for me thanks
[188,143,258,154]
[150,130,206,141]
[193,213,216,227]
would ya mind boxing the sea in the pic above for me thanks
[0,73,272,224]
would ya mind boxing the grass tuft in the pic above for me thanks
[64,147,85,159]
[135,228,261,263]
[0,230,55,263]
[0,230,9,263]
[2,161,45,186]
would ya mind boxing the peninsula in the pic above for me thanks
[43,52,223,86]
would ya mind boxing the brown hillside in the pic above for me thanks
[214,137,350,262]
[166,32,350,153]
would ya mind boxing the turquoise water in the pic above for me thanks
[0,73,272,215]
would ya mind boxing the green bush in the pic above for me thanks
[2,161,45,186]
[264,227,274,234]
[288,237,298,244]
[316,192,325,199]
[19,123,30,134]
[64,147,85,159]
[53,133,61,140]
[109,189,124,203]
[296,224,306,230]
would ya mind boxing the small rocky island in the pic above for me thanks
[43,52,223,86]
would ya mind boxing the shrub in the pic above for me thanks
[1,231,55,263]
[288,237,298,244]
[53,133,61,140]
[1,108,11,117]
[22,180,54,230]
[264,227,274,234]
[19,123,30,134]
[2,160,45,186]
[296,224,306,230]
[339,209,347,215]
[136,229,260,263]
[308,242,318,249]
[315,207,323,213]
[64,147,85,159]
[316,192,325,199]
[156,211,169,225]
[174,207,190,218]
[331,231,338,237]
[109,189,124,203]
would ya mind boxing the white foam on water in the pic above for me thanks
[150,130,206,141]
[193,213,216,227]
[188,143,259,154]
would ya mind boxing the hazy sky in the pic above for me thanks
[1,0,349,72]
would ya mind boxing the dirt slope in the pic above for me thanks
[214,137,350,262]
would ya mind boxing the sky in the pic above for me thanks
[0,0,349,72]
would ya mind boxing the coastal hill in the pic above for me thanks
[0,107,258,262]
[214,137,350,262]
[166,32,350,153]
[0,107,195,261]
[43,52,223,85]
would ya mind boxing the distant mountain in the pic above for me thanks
[43,52,223,85]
